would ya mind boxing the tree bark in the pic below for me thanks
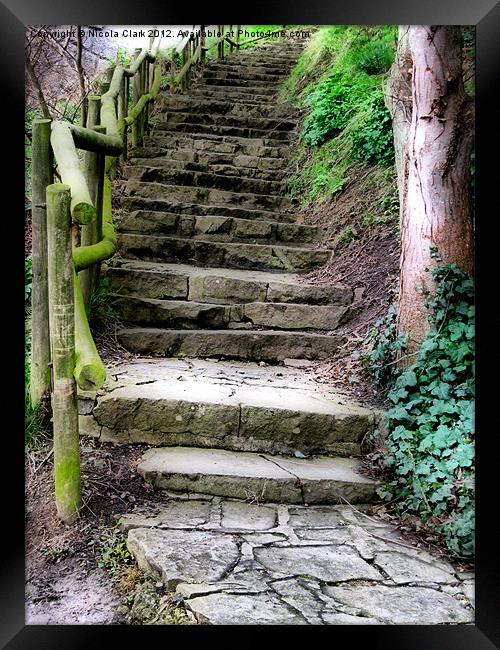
[396,26,474,354]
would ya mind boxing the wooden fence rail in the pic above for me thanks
[29,26,277,522]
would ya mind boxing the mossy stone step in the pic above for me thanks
[118,211,317,243]
[111,294,350,332]
[160,112,297,132]
[145,132,291,154]
[155,121,294,142]
[79,358,377,456]
[119,196,296,223]
[129,157,288,181]
[136,447,379,504]
[117,233,331,272]
[108,262,351,306]
[117,328,343,363]
[123,165,286,196]
[124,180,293,212]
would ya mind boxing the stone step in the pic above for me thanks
[160,112,297,132]
[203,69,286,83]
[141,134,289,159]
[107,262,351,305]
[204,62,294,74]
[129,157,288,181]
[160,96,298,119]
[136,447,379,504]
[145,132,291,154]
[124,180,293,212]
[111,294,350,332]
[119,196,296,223]
[117,328,343,363]
[117,233,331,272]
[123,165,286,196]
[190,88,276,103]
[154,121,294,142]
[201,78,285,90]
[79,358,377,456]
[118,210,316,242]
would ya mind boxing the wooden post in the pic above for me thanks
[132,49,142,149]
[229,25,233,53]
[80,98,102,312]
[122,75,129,160]
[30,118,53,408]
[171,47,176,93]
[46,184,81,523]
[200,25,206,67]
[144,60,150,136]
[221,25,225,60]
[236,25,241,48]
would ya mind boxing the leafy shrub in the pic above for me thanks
[375,264,475,557]
[351,95,395,166]
[364,301,408,389]
[302,74,356,146]
[354,40,394,75]
[25,257,33,305]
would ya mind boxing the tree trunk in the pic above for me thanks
[396,26,474,354]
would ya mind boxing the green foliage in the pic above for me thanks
[370,263,475,558]
[285,26,396,207]
[25,257,33,304]
[100,531,134,577]
[25,258,50,450]
[350,94,395,166]
[89,278,119,329]
[353,39,395,75]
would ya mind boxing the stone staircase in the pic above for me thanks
[84,37,382,508]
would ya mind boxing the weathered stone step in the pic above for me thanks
[186,86,276,106]
[160,96,298,119]
[203,70,286,83]
[79,358,377,456]
[141,134,289,159]
[145,132,291,154]
[111,294,350,332]
[201,78,285,90]
[117,328,343,363]
[155,121,294,142]
[160,112,297,132]
[136,447,379,504]
[129,156,288,181]
[123,165,285,196]
[124,180,293,212]
[108,262,352,305]
[117,210,316,242]
[204,62,294,76]
[119,196,296,223]
[117,233,331,272]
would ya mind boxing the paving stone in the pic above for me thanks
[126,528,240,589]
[186,592,308,625]
[321,612,380,625]
[254,544,383,582]
[221,501,278,530]
[324,584,474,624]
[119,501,211,531]
[176,571,270,598]
[270,578,326,624]
[373,551,459,585]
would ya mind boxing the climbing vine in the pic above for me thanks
[367,262,475,557]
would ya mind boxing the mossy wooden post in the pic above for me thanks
[46,184,81,523]
[200,25,206,67]
[30,118,53,408]
[132,49,142,148]
[80,98,102,311]
[236,25,241,48]
[218,25,223,60]
[122,75,129,161]
[143,60,150,137]
[171,48,176,93]
[229,25,234,53]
